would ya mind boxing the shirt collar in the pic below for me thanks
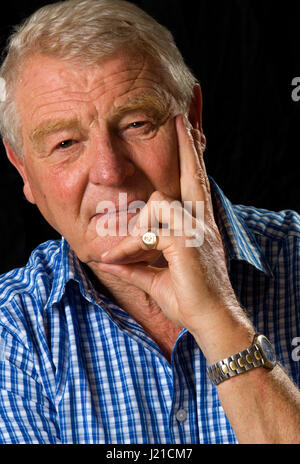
[209,176,274,278]
[45,237,100,309]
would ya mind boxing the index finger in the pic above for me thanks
[176,114,210,215]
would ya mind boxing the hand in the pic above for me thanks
[97,114,254,360]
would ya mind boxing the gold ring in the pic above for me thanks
[142,231,158,249]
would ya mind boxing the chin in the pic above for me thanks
[74,234,130,264]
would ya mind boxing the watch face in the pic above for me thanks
[257,335,277,367]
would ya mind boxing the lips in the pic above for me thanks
[102,204,139,216]
[93,208,136,220]
[92,198,146,221]
[92,199,144,237]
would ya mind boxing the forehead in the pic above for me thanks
[16,51,171,124]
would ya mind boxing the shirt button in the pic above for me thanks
[176,408,188,422]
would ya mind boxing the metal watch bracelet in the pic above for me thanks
[207,343,265,386]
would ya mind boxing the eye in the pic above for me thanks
[120,118,158,141]
[125,120,156,136]
[128,121,148,129]
[56,139,77,150]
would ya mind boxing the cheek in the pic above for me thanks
[27,161,87,207]
[52,169,83,202]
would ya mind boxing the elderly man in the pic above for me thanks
[0,0,299,444]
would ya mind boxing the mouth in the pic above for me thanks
[92,209,139,221]
[91,198,147,237]
[92,199,145,220]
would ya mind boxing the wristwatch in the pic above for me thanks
[207,334,277,386]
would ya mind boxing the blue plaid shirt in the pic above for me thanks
[0,178,299,444]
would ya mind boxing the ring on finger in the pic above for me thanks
[142,230,158,250]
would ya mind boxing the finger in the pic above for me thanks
[134,190,204,249]
[100,231,160,264]
[176,114,210,215]
[100,190,204,264]
[96,262,177,316]
[134,190,190,234]
[100,226,173,264]
[96,262,163,297]
[192,127,211,196]
[100,226,203,264]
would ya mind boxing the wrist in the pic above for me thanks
[190,304,255,365]
[207,334,277,388]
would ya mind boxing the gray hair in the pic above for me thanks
[0,0,197,157]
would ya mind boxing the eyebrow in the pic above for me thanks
[110,93,170,122]
[29,117,81,150]
[29,93,170,150]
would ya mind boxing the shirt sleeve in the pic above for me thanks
[0,326,61,444]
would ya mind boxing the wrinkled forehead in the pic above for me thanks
[17,50,169,99]
[15,51,174,126]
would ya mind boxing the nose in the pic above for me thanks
[89,126,135,186]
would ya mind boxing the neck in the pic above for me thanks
[84,254,181,361]
[86,250,167,302]
[85,252,166,313]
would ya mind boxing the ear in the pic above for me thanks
[188,83,206,151]
[3,139,36,204]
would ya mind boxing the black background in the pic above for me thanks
[0,0,299,274]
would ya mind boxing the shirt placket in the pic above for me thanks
[169,333,199,444]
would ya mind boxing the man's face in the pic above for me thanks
[14,51,182,263]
